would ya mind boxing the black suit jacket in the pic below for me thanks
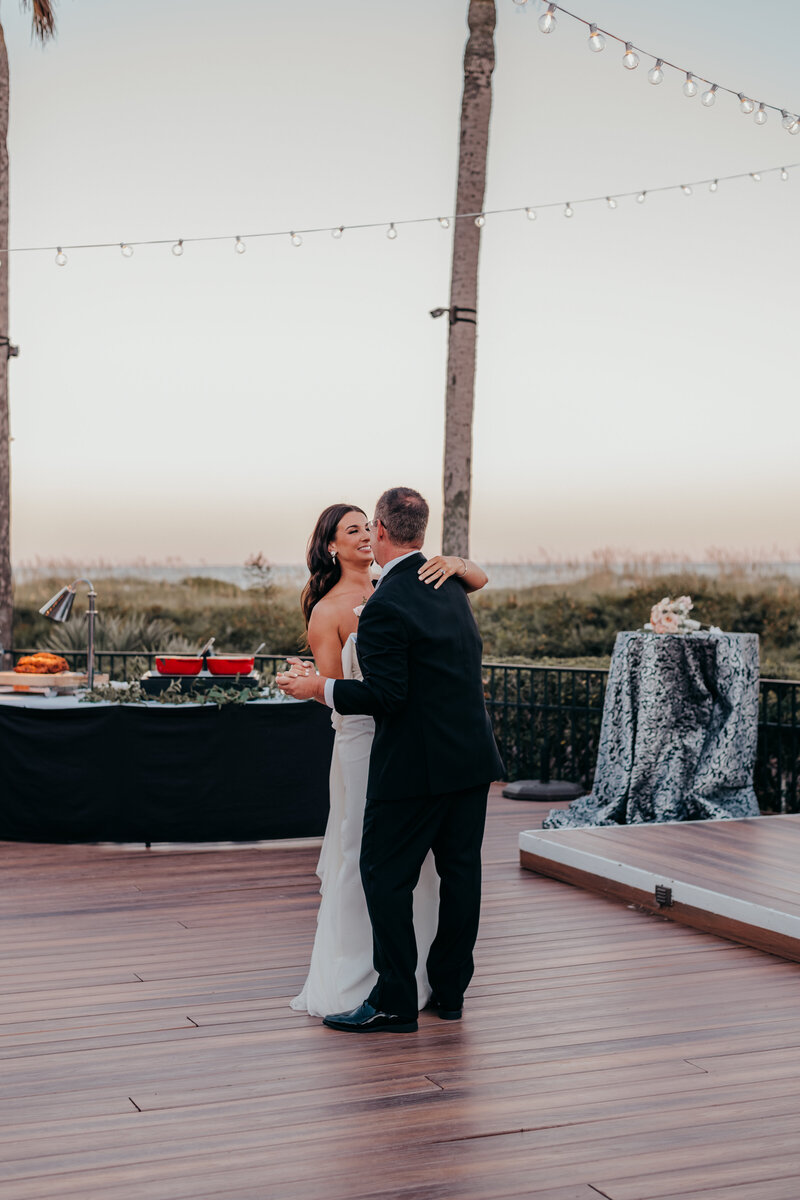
[332,553,504,800]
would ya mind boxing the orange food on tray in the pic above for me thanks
[14,652,70,675]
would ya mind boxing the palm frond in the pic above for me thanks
[19,0,58,44]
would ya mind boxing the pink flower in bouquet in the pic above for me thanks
[658,611,681,633]
[673,595,694,616]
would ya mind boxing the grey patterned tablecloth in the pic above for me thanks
[543,631,761,828]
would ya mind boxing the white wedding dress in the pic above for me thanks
[291,634,439,1017]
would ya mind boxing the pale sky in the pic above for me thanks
[4,0,799,565]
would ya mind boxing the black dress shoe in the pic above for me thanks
[424,997,462,1021]
[322,1001,418,1033]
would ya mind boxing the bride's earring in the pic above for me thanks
[330,548,337,564]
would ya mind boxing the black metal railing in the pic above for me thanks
[9,651,800,813]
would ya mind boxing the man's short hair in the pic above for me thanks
[375,487,429,547]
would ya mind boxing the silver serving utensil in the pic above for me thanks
[253,642,266,657]
[198,637,215,657]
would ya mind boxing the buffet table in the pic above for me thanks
[544,630,761,828]
[0,693,335,844]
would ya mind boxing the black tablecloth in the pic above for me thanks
[0,700,334,843]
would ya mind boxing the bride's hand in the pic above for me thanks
[418,555,467,590]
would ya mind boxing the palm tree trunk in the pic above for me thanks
[0,24,12,658]
[441,0,496,558]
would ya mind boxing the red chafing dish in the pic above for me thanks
[207,655,256,676]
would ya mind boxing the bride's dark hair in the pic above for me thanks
[300,503,367,627]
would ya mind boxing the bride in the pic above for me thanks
[290,502,489,1017]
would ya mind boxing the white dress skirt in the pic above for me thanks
[291,634,439,1016]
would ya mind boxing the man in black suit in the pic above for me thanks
[278,487,504,1032]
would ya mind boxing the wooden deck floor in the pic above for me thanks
[1,788,800,1199]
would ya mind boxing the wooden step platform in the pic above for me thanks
[520,814,800,962]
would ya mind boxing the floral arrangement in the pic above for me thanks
[645,595,702,634]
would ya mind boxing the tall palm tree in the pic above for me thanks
[0,1,56,656]
[441,0,495,557]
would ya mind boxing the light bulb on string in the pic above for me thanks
[474,215,485,227]
[622,43,638,70]
[438,217,450,229]
[525,207,536,221]
[636,191,646,204]
[331,226,344,239]
[234,237,246,254]
[538,4,556,34]
[171,240,184,256]
[120,243,134,258]
[738,94,755,114]
[781,111,795,130]
[789,117,800,135]
[606,196,617,209]
[683,72,698,98]
[701,84,718,107]
[648,59,664,85]
[386,223,398,239]
[681,185,692,195]
[563,203,574,218]
[751,173,761,182]
[290,232,302,247]
[55,247,67,266]
[587,24,605,52]
[709,179,718,192]
[781,167,789,180]
[754,104,768,126]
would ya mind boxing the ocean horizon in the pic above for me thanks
[12,560,800,590]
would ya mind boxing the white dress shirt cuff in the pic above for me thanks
[323,678,336,709]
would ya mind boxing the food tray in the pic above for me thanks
[0,671,109,693]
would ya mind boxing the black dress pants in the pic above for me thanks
[359,782,489,1018]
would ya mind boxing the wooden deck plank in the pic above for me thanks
[0,789,799,1198]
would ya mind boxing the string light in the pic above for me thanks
[587,23,605,52]
[518,4,798,131]
[622,43,638,70]
[563,203,574,217]
[386,223,398,239]
[8,162,798,268]
[648,59,664,85]
[755,104,768,126]
[538,4,556,33]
